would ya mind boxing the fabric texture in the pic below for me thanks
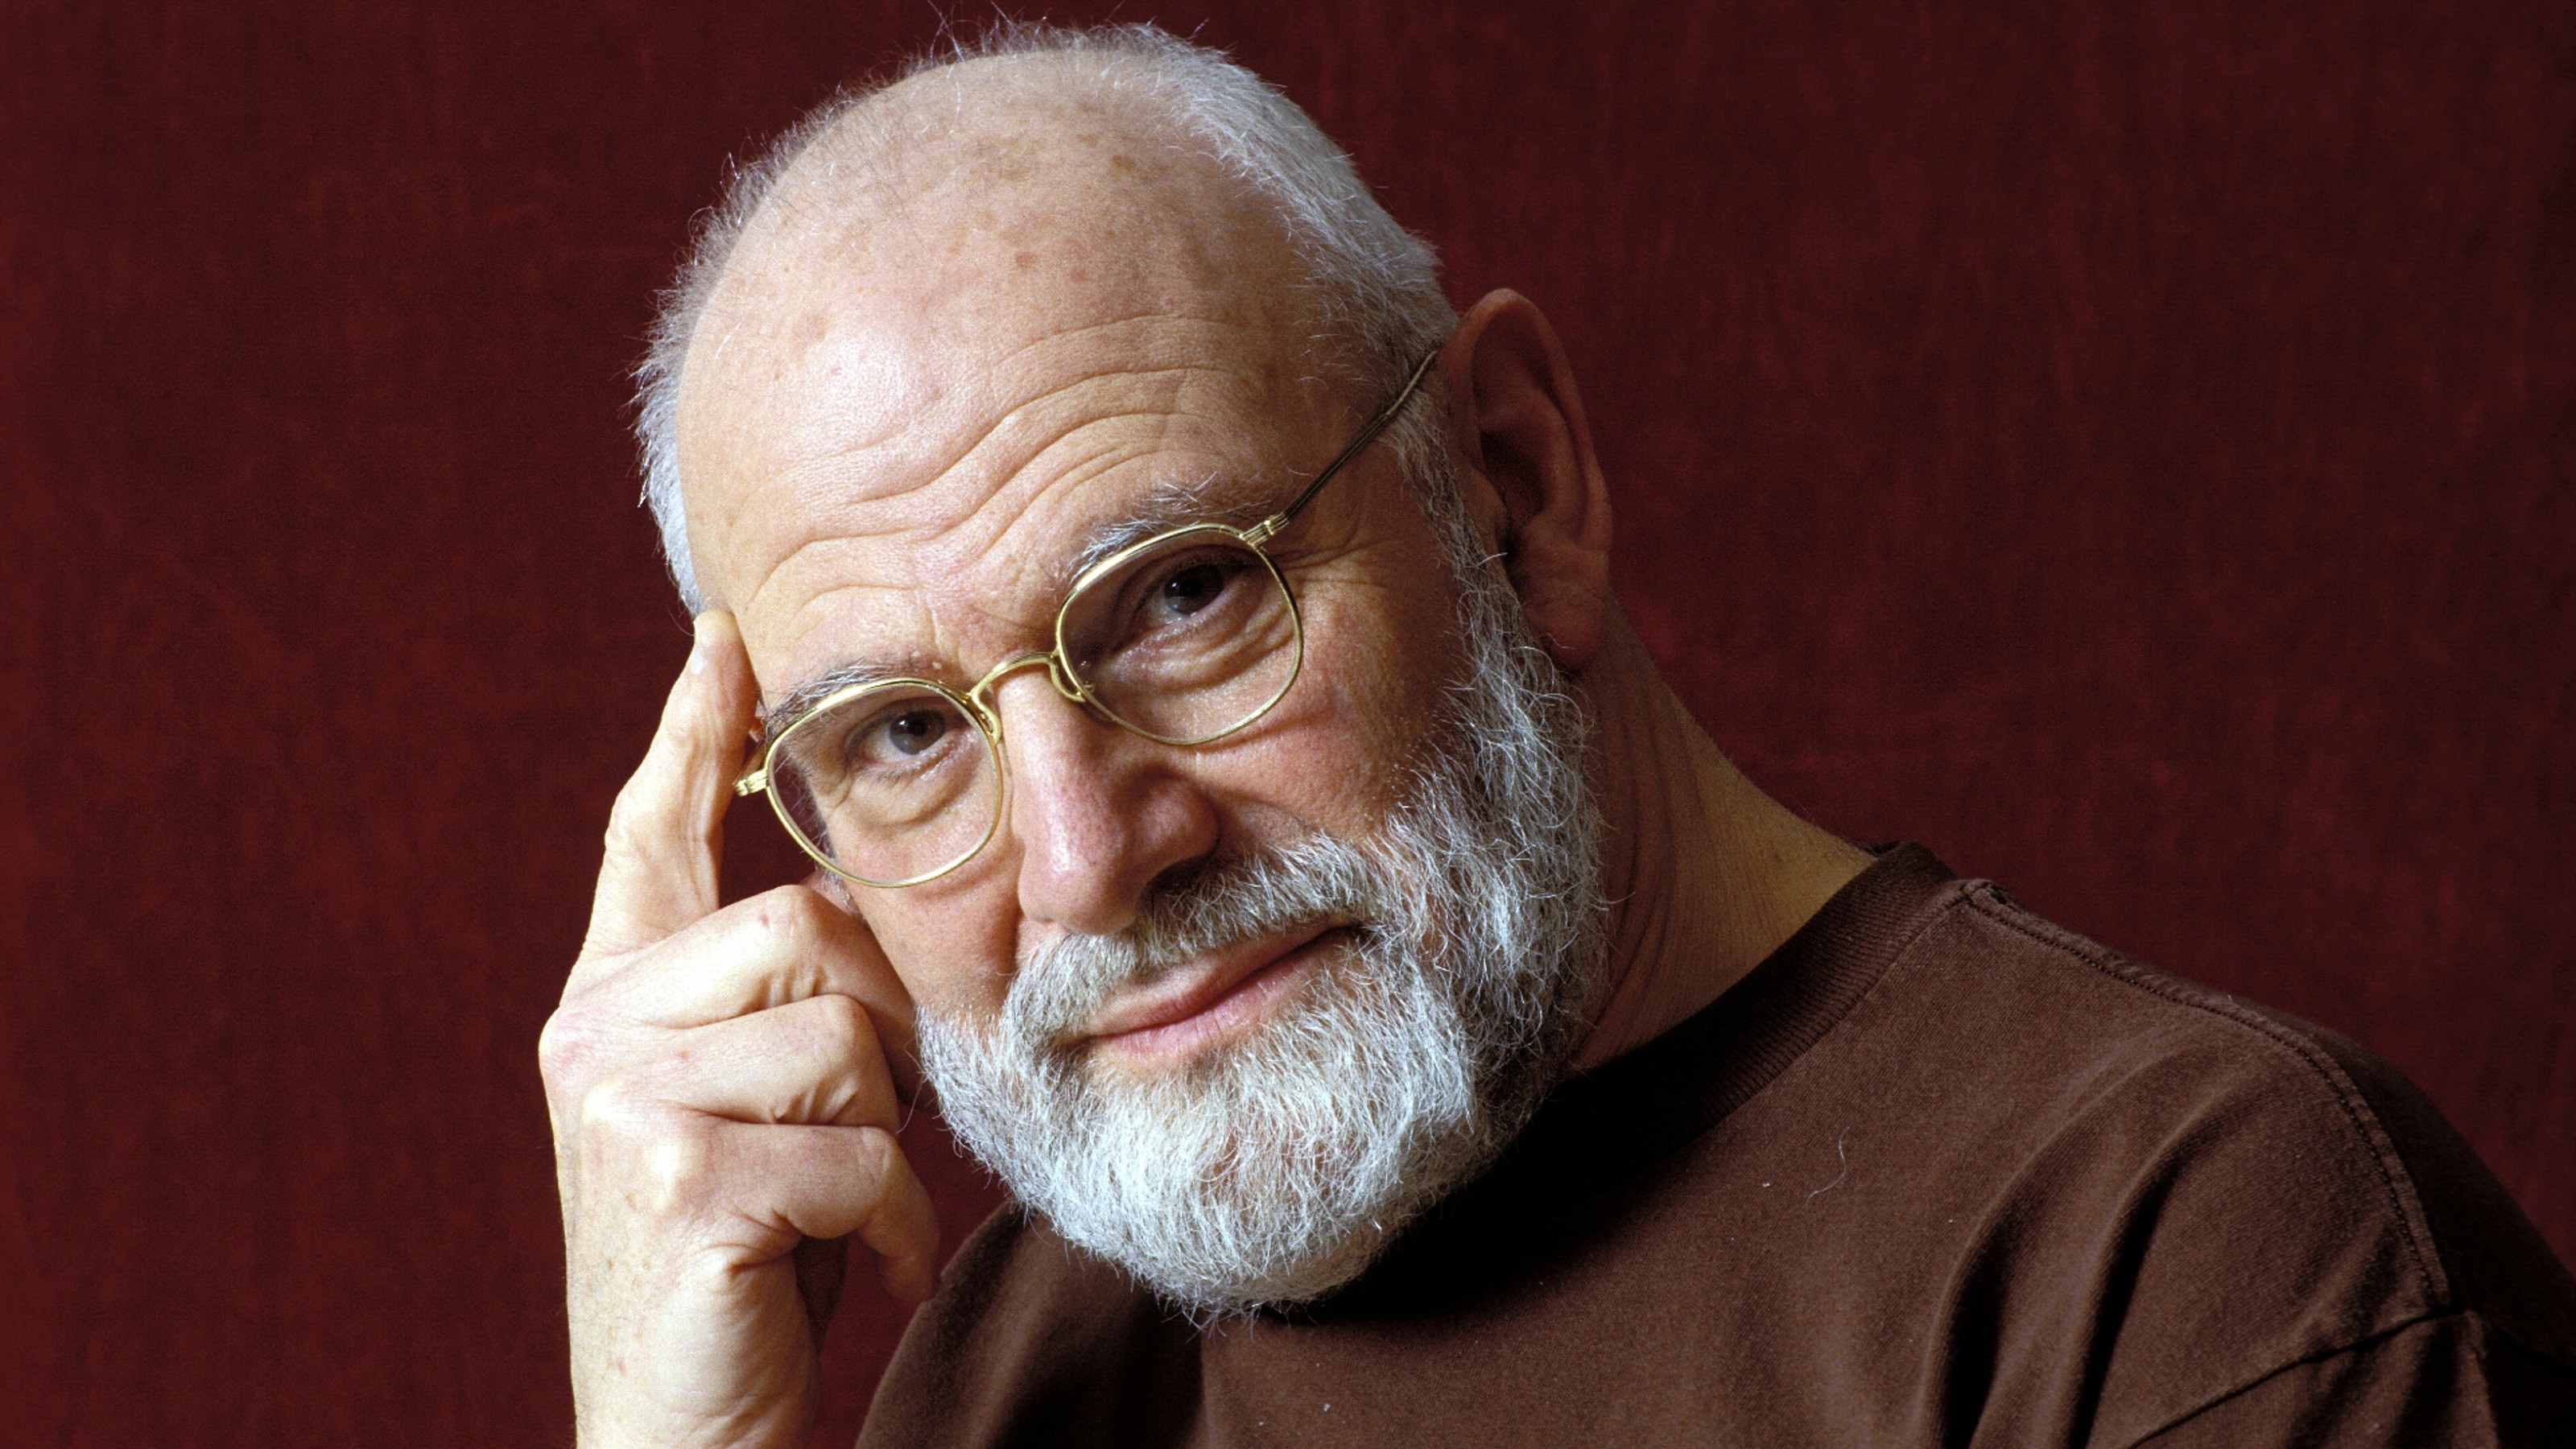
[861,848,2576,1447]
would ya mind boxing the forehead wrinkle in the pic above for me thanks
[747,423,1166,638]
[940,367,1199,530]
[953,402,1315,605]
[691,241,1275,553]
[749,402,1292,722]
[902,374,1284,588]
[976,311,1275,390]
[733,474,954,635]
[741,324,1282,560]
[758,324,1323,584]
[690,180,1333,600]
[724,355,1344,687]
[921,348,1273,526]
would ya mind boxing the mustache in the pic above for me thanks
[1004,834,1399,1048]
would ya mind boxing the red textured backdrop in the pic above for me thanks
[4,2,2570,1443]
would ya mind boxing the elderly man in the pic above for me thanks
[539,23,2576,1448]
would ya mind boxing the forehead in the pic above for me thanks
[675,64,1357,704]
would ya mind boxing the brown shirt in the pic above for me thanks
[861,845,2576,1446]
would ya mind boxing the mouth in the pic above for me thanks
[1081,922,1353,1066]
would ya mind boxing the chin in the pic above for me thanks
[922,922,1592,1319]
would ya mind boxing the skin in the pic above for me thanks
[540,53,1870,1449]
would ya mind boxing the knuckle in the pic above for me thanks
[651,712,727,788]
[762,882,833,945]
[537,1012,600,1085]
[573,1071,667,1143]
[730,885,843,995]
[809,993,877,1056]
[569,1084,715,1216]
[597,797,650,864]
[654,696,710,753]
[637,1130,717,1215]
[573,1073,634,1133]
[847,1124,902,1180]
[600,769,709,862]
[605,769,654,828]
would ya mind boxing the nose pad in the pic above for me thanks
[966,650,1087,741]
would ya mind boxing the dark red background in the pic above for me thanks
[4,2,2570,1443]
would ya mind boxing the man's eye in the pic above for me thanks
[1150,560,1229,621]
[880,709,947,758]
[836,704,953,771]
[1061,541,1269,678]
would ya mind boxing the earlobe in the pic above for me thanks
[1438,291,1614,672]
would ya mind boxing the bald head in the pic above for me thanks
[717,50,1309,309]
[675,56,1325,611]
[708,51,1311,332]
[634,23,1455,612]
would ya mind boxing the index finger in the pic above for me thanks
[583,610,760,958]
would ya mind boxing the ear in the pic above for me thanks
[1437,289,1614,671]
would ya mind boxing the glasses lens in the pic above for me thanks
[766,683,999,886]
[1058,526,1301,743]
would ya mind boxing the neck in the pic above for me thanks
[1563,609,1872,1073]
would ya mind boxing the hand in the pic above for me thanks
[540,611,939,1449]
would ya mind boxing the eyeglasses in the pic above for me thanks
[733,351,1441,888]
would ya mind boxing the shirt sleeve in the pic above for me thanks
[2129,1311,2576,1447]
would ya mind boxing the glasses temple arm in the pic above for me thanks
[1244,349,1442,546]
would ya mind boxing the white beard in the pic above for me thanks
[918,496,1607,1317]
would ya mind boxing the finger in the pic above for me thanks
[720,1122,941,1302]
[587,884,915,1052]
[639,994,903,1132]
[584,611,759,958]
[808,867,927,1097]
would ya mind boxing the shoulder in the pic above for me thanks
[1880,878,2576,1435]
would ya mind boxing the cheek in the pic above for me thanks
[1302,499,1483,774]
[1232,575,1465,828]
[852,884,1021,1024]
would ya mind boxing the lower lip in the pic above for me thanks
[1091,931,1345,1066]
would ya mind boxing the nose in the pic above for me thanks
[987,669,1218,936]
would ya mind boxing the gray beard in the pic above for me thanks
[918,508,1607,1318]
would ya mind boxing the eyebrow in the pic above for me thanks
[1064,469,1276,579]
[762,470,1293,738]
[762,656,914,741]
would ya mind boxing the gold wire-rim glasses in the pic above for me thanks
[733,349,1443,889]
